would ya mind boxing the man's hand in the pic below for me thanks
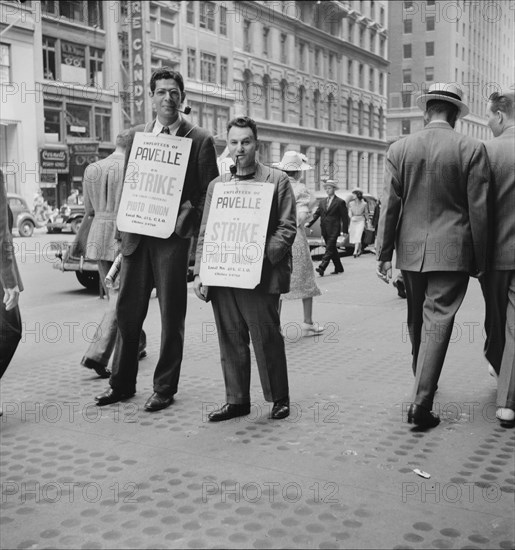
[376,261,392,284]
[193,275,208,301]
[3,286,20,311]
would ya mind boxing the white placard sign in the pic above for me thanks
[117,132,192,238]
[200,180,274,289]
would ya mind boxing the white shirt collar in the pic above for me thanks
[153,114,182,136]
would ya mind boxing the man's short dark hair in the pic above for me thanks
[489,91,514,119]
[150,67,185,97]
[227,116,258,140]
[116,129,131,149]
[426,100,459,124]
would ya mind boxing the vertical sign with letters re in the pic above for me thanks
[129,1,145,125]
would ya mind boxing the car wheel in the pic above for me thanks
[70,218,83,234]
[18,220,34,237]
[75,271,100,290]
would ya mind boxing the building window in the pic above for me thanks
[401,119,411,134]
[328,94,335,131]
[244,20,251,52]
[404,1,413,7]
[380,36,386,57]
[348,20,354,41]
[299,86,305,126]
[44,101,62,140]
[369,104,374,136]
[403,44,412,58]
[379,72,384,95]
[243,70,253,116]
[0,43,10,84]
[380,7,385,26]
[404,19,412,33]
[220,56,228,86]
[280,33,287,64]
[426,16,435,31]
[263,27,269,56]
[315,148,322,184]
[89,47,104,88]
[314,48,321,75]
[403,68,411,83]
[347,60,353,85]
[370,32,376,53]
[67,103,91,137]
[199,1,216,32]
[426,42,434,56]
[358,101,364,135]
[219,5,227,35]
[425,67,434,81]
[346,150,352,186]
[313,89,320,129]
[61,41,87,85]
[262,75,271,119]
[299,42,305,67]
[379,107,384,138]
[200,52,216,83]
[369,68,374,92]
[359,27,365,48]
[347,98,353,133]
[402,91,411,107]
[94,107,111,142]
[42,36,56,80]
[186,1,195,24]
[46,0,104,29]
[328,149,336,179]
[187,48,196,79]
[329,53,334,79]
[359,64,364,88]
[258,141,271,165]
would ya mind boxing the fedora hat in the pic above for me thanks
[273,150,312,171]
[416,83,469,117]
[322,179,339,189]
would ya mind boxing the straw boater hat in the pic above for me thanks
[323,179,339,189]
[416,83,469,118]
[273,151,313,171]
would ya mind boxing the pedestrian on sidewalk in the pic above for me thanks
[376,83,490,429]
[274,151,324,337]
[348,188,370,258]
[194,116,296,421]
[95,68,219,411]
[480,90,515,422]
[305,180,348,276]
[80,130,146,379]
[0,169,23,412]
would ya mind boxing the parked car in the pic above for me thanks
[306,189,379,255]
[7,193,41,237]
[54,216,196,290]
[47,204,85,234]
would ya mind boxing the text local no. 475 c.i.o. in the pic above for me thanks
[117,133,192,239]
[200,180,274,289]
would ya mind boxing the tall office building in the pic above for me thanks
[387,0,515,141]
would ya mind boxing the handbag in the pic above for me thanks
[363,227,375,246]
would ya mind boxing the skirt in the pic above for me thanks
[349,216,365,245]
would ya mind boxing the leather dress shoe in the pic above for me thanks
[208,403,250,422]
[407,403,440,428]
[393,278,407,299]
[271,398,290,420]
[95,388,134,406]
[331,267,344,274]
[315,266,325,276]
[144,392,174,412]
[81,357,111,379]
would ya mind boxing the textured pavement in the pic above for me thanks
[1,251,514,549]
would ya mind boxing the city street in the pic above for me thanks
[1,231,514,549]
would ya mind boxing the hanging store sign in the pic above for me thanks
[40,148,69,173]
[129,1,146,125]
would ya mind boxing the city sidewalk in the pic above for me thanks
[1,252,514,549]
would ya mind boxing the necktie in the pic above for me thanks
[327,197,331,209]
[161,126,170,134]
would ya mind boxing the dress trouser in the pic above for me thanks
[480,270,511,375]
[497,271,515,409]
[210,286,289,404]
[402,270,469,410]
[0,288,21,378]
[320,231,343,271]
[110,234,190,395]
[83,260,146,367]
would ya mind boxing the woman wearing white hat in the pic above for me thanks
[273,151,324,336]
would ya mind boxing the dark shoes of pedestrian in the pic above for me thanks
[208,403,251,422]
[331,267,344,274]
[393,278,407,299]
[95,387,135,406]
[407,403,440,428]
[315,266,324,276]
[144,392,174,412]
[271,397,290,420]
[81,356,111,379]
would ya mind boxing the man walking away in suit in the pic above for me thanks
[306,180,348,276]
[0,169,23,416]
[80,130,146,378]
[481,90,515,422]
[95,68,219,411]
[194,116,297,421]
[376,83,490,429]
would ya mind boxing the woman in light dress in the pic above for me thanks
[348,188,370,258]
[274,151,324,337]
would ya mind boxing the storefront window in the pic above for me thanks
[66,103,91,137]
[44,104,62,140]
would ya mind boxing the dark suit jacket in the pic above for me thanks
[0,176,23,292]
[376,121,490,274]
[307,195,348,238]
[484,126,515,270]
[120,117,219,256]
[195,161,297,294]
